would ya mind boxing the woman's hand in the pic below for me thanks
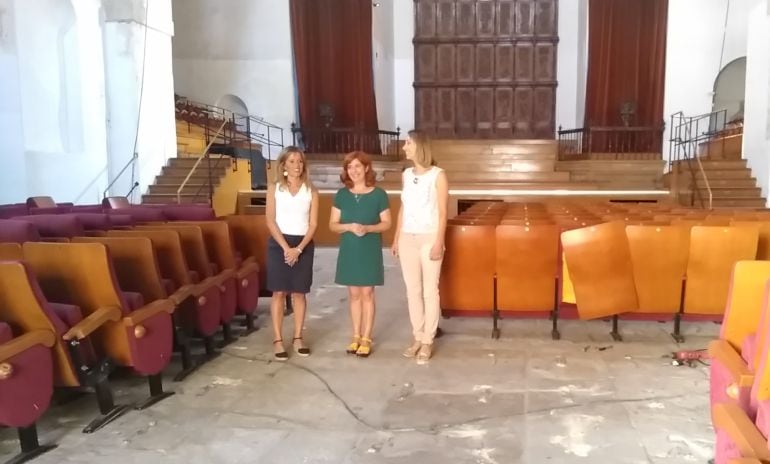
[391,240,399,258]
[429,242,444,261]
[348,223,367,237]
[284,247,301,267]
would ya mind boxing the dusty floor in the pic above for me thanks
[1,248,717,463]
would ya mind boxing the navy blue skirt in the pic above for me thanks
[266,234,314,294]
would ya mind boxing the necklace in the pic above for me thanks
[354,193,361,203]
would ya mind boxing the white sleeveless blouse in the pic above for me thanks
[400,166,442,234]
[274,182,311,236]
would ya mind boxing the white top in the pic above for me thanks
[274,182,311,236]
[400,166,442,234]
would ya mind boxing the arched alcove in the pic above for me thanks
[712,57,747,123]
[215,94,249,116]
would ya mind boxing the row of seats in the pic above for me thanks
[442,200,770,341]
[0,196,268,463]
[708,261,770,463]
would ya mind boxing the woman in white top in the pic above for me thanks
[265,146,319,360]
[392,130,449,364]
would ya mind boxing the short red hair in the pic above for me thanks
[340,151,376,188]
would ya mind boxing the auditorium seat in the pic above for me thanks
[21,242,176,412]
[731,221,770,260]
[226,214,270,294]
[712,298,770,463]
[440,224,496,315]
[561,221,639,340]
[0,258,130,433]
[136,224,237,344]
[495,224,560,338]
[683,227,759,318]
[107,228,223,368]
[625,225,689,316]
[177,220,261,334]
[709,262,770,422]
[72,235,210,380]
[0,320,57,463]
[0,219,41,243]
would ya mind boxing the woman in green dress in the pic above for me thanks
[329,151,392,357]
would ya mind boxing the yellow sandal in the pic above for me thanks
[356,337,372,358]
[346,335,360,354]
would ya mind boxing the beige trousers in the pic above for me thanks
[398,232,443,344]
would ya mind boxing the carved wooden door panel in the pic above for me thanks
[414,0,557,139]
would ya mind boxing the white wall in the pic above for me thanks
[102,0,177,201]
[555,0,588,130]
[0,0,110,204]
[171,0,296,135]
[742,0,770,200]
[393,0,414,132]
[372,0,396,131]
[663,0,752,160]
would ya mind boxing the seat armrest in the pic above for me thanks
[713,402,770,460]
[237,261,259,279]
[242,255,258,270]
[63,306,122,341]
[169,284,195,305]
[0,329,56,362]
[210,268,237,288]
[122,299,175,326]
[709,339,754,387]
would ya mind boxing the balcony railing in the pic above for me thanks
[290,124,400,157]
[557,125,665,160]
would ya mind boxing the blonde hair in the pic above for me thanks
[274,146,312,190]
[408,130,433,168]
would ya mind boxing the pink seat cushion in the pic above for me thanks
[0,328,54,427]
[122,291,145,312]
[741,333,757,368]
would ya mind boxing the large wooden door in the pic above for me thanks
[414,0,557,139]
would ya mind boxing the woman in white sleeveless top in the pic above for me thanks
[392,130,449,364]
[265,146,319,360]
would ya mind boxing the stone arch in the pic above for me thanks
[712,57,747,123]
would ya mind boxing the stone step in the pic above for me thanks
[148,184,215,195]
[154,174,223,185]
[445,171,571,182]
[162,165,229,177]
[434,160,556,172]
[672,159,747,169]
[696,187,762,199]
[693,177,757,188]
[141,193,211,205]
[710,198,767,208]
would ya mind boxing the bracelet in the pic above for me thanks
[295,247,303,254]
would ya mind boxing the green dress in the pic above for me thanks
[334,187,389,286]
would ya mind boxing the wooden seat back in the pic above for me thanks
[175,221,237,271]
[720,261,770,363]
[136,224,213,279]
[731,221,770,260]
[625,225,689,314]
[561,221,639,319]
[684,226,759,315]
[0,243,23,260]
[226,215,269,288]
[495,224,559,311]
[0,261,79,386]
[107,229,192,288]
[21,242,132,365]
[72,236,166,302]
[440,224,496,311]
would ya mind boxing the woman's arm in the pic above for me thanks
[265,183,292,252]
[329,206,353,234]
[298,187,319,250]
[429,171,449,260]
[364,209,392,233]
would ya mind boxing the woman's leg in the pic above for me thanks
[360,286,376,340]
[399,233,425,357]
[348,286,363,340]
[270,291,286,355]
[291,292,309,354]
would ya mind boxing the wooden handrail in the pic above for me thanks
[177,119,228,204]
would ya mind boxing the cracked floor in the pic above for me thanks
[0,248,717,463]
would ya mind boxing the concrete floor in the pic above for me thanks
[1,248,718,463]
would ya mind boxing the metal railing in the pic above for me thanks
[668,109,728,209]
[557,125,665,160]
[102,152,139,199]
[176,120,228,204]
[290,124,401,156]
